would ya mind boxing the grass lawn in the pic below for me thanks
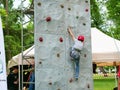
[94,74,117,90]
[94,79,116,90]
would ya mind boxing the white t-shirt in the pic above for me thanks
[72,39,84,51]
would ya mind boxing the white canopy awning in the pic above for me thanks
[8,45,34,68]
[91,28,120,66]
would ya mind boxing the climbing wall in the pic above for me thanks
[34,0,93,90]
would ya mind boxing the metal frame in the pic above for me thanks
[20,0,34,90]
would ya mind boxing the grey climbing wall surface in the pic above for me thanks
[34,0,93,90]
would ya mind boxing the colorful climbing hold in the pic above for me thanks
[46,16,51,22]
[69,78,73,83]
[84,54,87,57]
[38,2,41,6]
[39,37,43,42]
[59,37,63,42]
[85,1,88,3]
[60,4,64,8]
[83,23,86,26]
[76,16,79,19]
[68,8,71,11]
[85,9,89,12]
[49,82,52,85]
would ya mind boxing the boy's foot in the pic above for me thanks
[75,78,78,81]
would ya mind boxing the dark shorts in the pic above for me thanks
[70,48,80,60]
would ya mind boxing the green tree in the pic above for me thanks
[0,0,34,63]
[90,0,104,30]
[106,0,120,40]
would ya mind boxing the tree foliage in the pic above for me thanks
[0,0,34,63]
[91,0,120,40]
[106,0,120,40]
[90,0,104,30]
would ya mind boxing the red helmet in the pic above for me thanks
[78,35,84,41]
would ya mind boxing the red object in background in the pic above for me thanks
[117,65,120,78]
[46,16,51,22]
[59,37,63,42]
[39,37,43,42]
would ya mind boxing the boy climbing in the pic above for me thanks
[67,26,85,80]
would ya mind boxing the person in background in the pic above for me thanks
[7,66,19,90]
[28,61,35,90]
[67,26,85,80]
[93,62,97,74]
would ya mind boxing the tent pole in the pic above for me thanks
[118,78,120,90]
[20,0,24,90]
[114,66,118,87]
[116,65,120,90]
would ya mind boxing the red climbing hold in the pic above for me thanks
[85,9,88,12]
[46,16,51,22]
[59,37,63,42]
[39,37,43,42]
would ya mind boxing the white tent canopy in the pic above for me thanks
[92,28,120,66]
[8,28,120,68]
[8,45,34,68]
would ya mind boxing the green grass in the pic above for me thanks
[93,74,117,90]
[94,79,116,90]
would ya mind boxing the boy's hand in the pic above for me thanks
[67,26,71,33]
[68,26,71,29]
[67,26,75,41]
